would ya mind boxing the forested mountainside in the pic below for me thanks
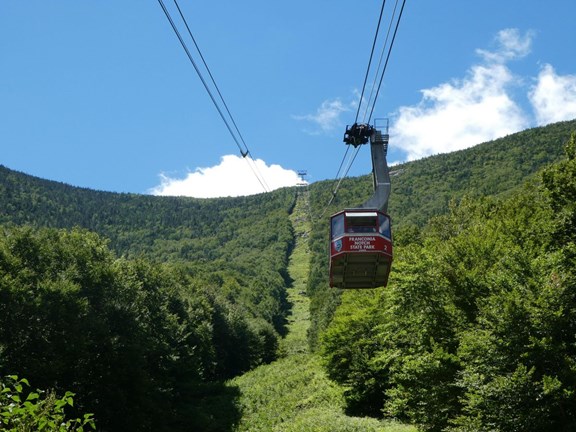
[0,181,297,430]
[0,167,296,263]
[307,119,576,347]
[389,119,576,226]
[1,120,575,431]
[309,126,576,430]
[1,120,573,257]
[310,119,576,231]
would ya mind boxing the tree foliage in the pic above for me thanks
[0,196,295,430]
[319,131,576,431]
[0,375,95,431]
[307,120,576,349]
[1,120,575,431]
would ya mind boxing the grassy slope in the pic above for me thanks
[229,190,415,432]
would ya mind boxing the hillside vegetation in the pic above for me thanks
[0,120,575,431]
[388,119,575,227]
[314,130,576,430]
[306,119,576,347]
[0,184,297,430]
[229,191,415,432]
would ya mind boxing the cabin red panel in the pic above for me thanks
[331,235,392,256]
[328,209,393,289]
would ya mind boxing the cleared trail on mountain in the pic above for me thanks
[229,190,414,432]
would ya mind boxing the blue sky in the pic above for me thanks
[1,1,576,197]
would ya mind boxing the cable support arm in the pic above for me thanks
[360,126,390,212]
[342,121,391,212]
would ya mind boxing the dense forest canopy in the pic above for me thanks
[317,130,576,430]
[387,119,572,226]
[0,178,298,429]
[0,119,575,431]
[306,119,576,348]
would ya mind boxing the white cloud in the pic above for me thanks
[477,28,534,63]
[392,29,533,160]
[149,154,303,198]
[294,96,357,133]
[294,28,575,164]
[529,64,576,125]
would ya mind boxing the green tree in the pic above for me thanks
[320,139,576,430]
[0,375,95,431]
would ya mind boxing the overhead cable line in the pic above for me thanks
[316,144,362,220]
[328,145,351,197]
[366,0,407,124]
[315,0,407,221]
[354,0,387,124]
[311,0,394,214]
[361,0,401,123]
[171,0,250,156]
[157,0,270,193]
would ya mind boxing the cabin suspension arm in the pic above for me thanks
[361,128,390,213]
[343,122,391,213]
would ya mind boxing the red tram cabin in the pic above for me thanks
[329,209,393,289]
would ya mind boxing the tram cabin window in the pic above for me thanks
[378,213,391,238]
[345,212,378,233]
[331,213,345,239]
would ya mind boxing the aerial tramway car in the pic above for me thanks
[329,121,393,289]
[329,209,392,288]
